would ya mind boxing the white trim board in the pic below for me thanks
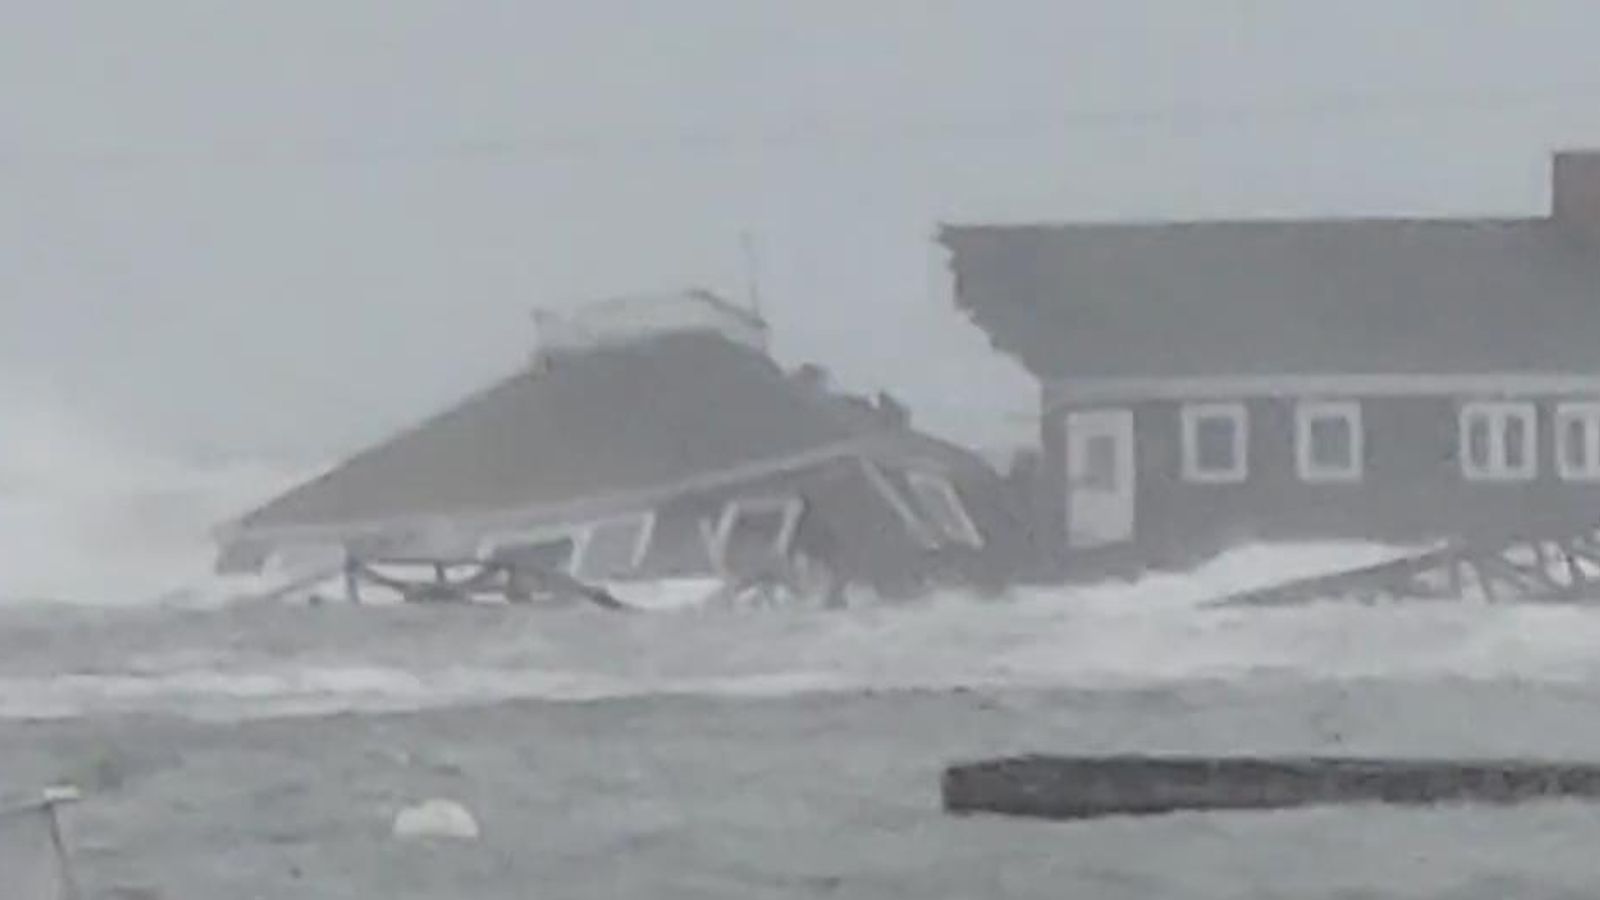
[1045,373,1600,409]
[1295,400,1364,483]
[570,511,657,579]
[705,495,805,574]
[905,469,985,548]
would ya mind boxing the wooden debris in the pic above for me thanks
[941,754,1600,821]
[1208,523,1600,608]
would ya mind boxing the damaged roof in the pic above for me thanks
[941,216,1600,381]
[231,330,881,536]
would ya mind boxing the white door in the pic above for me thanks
[1064,409,1136,549]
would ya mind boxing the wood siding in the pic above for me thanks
[629,455,1024,595]
[1047,393,1600,572]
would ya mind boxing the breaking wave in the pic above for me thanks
[0,379,304,607]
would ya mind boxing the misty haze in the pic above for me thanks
[7,2,1600,898]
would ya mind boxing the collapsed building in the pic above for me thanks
[215,291,1034,607]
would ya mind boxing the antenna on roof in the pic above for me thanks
[739,229,764,320]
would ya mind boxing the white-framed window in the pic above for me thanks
[571,512,656,580]
[478,510,656,580]
[1555,402,1600,481]
[1181,402,1248,483]
[703,495,805,573]
[1295,400,1363,483]
[480,529,578,573]
[858,459,940,549]
[1459,401,1537,481]
[905,469,984,548]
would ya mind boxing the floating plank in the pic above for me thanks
[941,754,1600,821]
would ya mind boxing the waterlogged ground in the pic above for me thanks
[5,682,1600,899]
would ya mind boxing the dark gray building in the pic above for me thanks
[943,150,1600,576]
[217,292,1032,602]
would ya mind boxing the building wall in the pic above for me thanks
[1045,392,1600,573]
[1037,409,1071,569]
[632,454,1022,595]
[633,462,841,579]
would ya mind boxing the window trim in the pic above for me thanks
[858,459,940,549]
[1555,401,1600,482]
[1180,402,1249,484]
[571,511,657,580]
[905,469,985,548]
[705,495,805,573]
[477,510,657,579]
[1295,400,1363,483]
[477,525,579,574]
[1459,401,1538,482]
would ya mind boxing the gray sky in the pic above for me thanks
[5,0,1600,463]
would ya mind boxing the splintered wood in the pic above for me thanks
[1210,526,1600,608]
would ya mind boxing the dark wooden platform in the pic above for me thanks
[941,754,1600,821]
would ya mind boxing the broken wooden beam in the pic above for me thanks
[1205,545,1459,608]
[1207,524,1600,608]
[940,754,1600,821]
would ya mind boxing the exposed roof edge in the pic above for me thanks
[938,150,1600,239]
[937,216,1549,238]
[215,436,875,550]
[1044,373,1600,409]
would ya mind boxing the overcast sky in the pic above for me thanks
[5,1,1600,462]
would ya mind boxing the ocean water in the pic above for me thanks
[7,683,1600,900]
[6,386,1600,724]
[9,560,1600,722]
[10,392,1600,897]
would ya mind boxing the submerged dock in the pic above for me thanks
[941,754,1600,821]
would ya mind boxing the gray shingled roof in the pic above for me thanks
[233,331,871,534]
[941,218,1600,380]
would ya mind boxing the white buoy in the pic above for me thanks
[391,799,480,841]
